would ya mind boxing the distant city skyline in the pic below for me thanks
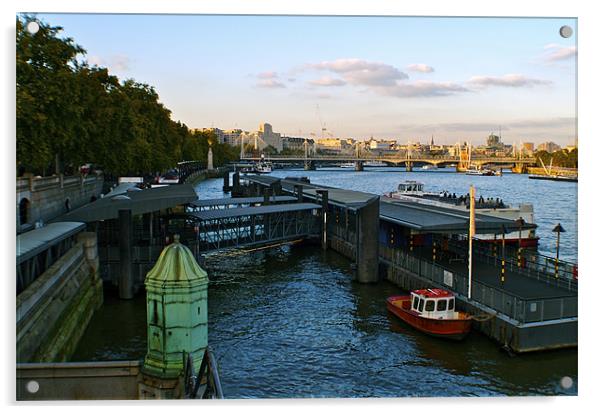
[30,14,577,145]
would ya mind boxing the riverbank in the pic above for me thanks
[184,166,230,186]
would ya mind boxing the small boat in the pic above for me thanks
[421,164,437,170]
[386,289,472,340]
[364,161,387,167]
[529,174,577,182]
[465,165,495,176]
[340,162,355,168]
[157,170,180,184]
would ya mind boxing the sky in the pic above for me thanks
[28,14,577,146]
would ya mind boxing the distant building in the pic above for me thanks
[486,134,504,149]
[316,138,343,153]
[282,136,315,153]
[368,138,393,151]
[200,128,225,144]
[537,141,562,153]
[223,129,243,146]
[522,142,535,155]
[258,122,283,152]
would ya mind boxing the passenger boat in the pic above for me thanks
[386,289,472,340]
[465,165,495,176]
[364,161,387,167]
[340,162,355,168]
[384,181,538,247]
[421,164,437,170]
[254,160,273,174]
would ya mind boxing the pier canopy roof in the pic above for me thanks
[380,200,537,234]
[190,195,297,208]
[17,222,85,264]
[54,184,198,223]
[187,202,321,221]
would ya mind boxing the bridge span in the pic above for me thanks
[241,155,536,172]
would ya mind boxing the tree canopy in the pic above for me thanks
[16,16,238,177]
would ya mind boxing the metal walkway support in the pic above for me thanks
[170,203,322,252]
[356,196,380,283]
[118,209,134,299]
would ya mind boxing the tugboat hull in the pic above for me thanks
[386,296,472,340]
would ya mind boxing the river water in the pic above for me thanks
[72,167,578,397]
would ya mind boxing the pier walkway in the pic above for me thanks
[241,174,577,351]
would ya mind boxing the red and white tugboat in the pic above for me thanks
[386,289,472,340]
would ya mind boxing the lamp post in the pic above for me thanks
[515,217,525,267]
[552,223,566,278]
[500,224,507,285]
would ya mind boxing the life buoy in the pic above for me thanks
[572,265,578,280]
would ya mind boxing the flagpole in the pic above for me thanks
[468,185,476,299]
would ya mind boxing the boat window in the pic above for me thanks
[425,300,435,312]
[448,298,455,310]
[437,300,447,311]
[418,298,424,312]
[412,295,419,310]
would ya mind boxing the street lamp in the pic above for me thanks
[515,216,525,267]
[552,223,566,278]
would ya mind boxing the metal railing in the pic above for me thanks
[447,238,578,293]
[380,245,577,323]
[183,347,223,399]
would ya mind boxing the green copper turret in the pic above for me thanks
[143,235,209,378]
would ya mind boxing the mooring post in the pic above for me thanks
[232,171,240,193]
[356,196,380,283]
[118,209,134,299]
[316,190,329,250]
[222,171,230,192]
[263,187,271,205]
[294,184,303,202]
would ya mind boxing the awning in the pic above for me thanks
[17,222,86,264]
[380,200,537,234]
[187,203,321,221]
[53,184,198,223]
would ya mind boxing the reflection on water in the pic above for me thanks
[71,172,577,398]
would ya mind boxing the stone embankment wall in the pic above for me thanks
[16,174,104,232]
[17,232,103,363]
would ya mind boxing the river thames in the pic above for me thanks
[72,167,578,397]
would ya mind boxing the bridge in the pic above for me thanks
[241,154,537,172]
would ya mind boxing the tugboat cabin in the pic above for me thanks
[410,289,456,319]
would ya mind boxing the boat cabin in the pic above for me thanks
[410,289,456,319]
[397,181,425,195]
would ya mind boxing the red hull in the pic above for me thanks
[386,296,472,340]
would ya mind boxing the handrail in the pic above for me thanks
[380,245,577,323]
[183,346,223,399]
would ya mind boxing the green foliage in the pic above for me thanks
[16,15,238,176]
[534,149,578,169]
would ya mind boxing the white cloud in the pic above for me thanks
[468,74,552,88]
[86,54,130,71]
[257,79,286,88]
[542,44,577,62]
[111,54,130,71]
[379,81,468,97]
[308,76,346,87]
[306,58,408,87]
[406,63,434,73]
[257,71,278,79]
